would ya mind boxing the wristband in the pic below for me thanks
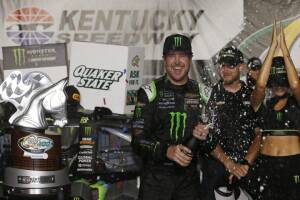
[241,159,251,167]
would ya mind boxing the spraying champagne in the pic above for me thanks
[183,106,212,156]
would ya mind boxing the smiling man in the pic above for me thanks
[131,34,216,200]
[200,46,259,200]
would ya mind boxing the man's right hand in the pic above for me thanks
[166,145,192,167]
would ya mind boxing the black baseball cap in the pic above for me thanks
[217,46,243,67]
[163,34,193,56]
[247,57,262,70]
[267,56,289,87]
[65,85,81,105]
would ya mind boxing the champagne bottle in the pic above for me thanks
[183,106,210,156]
[183,136,199,157]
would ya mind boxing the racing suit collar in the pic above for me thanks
[163,74,191,91]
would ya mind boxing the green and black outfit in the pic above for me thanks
[244,95,300,200]
[131,75,216,200]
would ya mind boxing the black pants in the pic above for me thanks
[199,157,231,200]
[138,166,199,200]
[241,154,300,200]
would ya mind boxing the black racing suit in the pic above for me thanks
[200,81,256,200]
[131,75,216,200]
[243,95,300,200]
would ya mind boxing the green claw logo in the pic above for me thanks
[174,36,182,47]
[169,112,187,142]
[13,48,26,66]
[276,112,283,121]
[84,126,92,137]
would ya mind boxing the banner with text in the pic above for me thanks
[69,42,144,114]
[2,43,68,82]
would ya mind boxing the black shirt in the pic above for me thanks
[207,81,256,162]
[260,95,300,136]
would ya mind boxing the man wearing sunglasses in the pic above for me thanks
[246,57,262,89]
[200,46,258,200]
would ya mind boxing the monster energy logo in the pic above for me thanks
[13,48,26,66]
[276,112,283,121]
[294,175,300,184]
[270,66,286,75]
[174,36,182,47]
[73,197,81,200]
[84,126,92,137]
[169,112,187,142]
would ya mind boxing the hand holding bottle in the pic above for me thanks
[167,144,193,167]
[192,122,209,141]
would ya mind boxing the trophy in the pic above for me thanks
[0,71,69,199]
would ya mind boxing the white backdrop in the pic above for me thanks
[1,0,300,85]
[0,0,243,60]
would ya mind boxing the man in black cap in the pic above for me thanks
[200,46,259,199]
[246,57,262,89]
[131,34,220,200]
[61,85,88,126]
[65,85,84,114]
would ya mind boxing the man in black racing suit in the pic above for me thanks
[131,34,217,200]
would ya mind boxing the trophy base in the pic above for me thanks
[3,167,70,197]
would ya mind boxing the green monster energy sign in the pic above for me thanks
[84,126,92,137]
[2,43,67,70]
[174,36,182,47]
[13,48,26,66]
[169,112,187,142]
[77,124,96,173]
